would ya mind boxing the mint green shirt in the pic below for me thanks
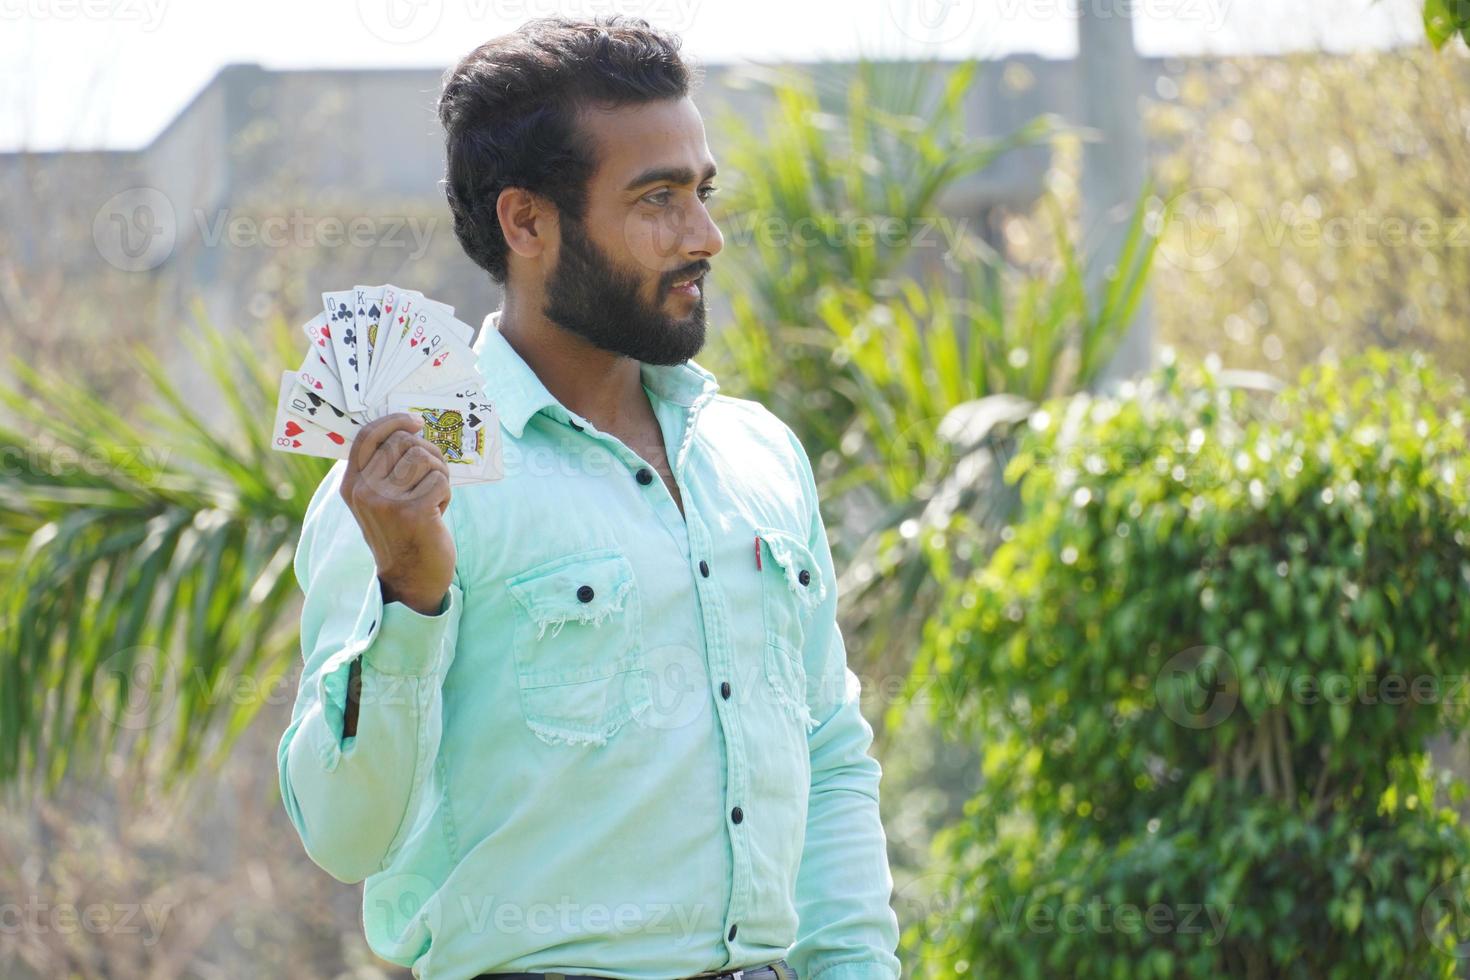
[277,312,902,980]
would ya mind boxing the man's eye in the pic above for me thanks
[643,186,719,206]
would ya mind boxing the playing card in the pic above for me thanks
[387,390,503,484]
[272,370,351,459]
[322,289,365,412]
[296,347,350,410]
[364,300,477,407]
[353,285,387,383]
[286,379,360,442]
[273,285,502,484]
[365,284,414,399]
[374,336,480,407]
[300,313,341,384]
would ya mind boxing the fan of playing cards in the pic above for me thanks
[271,284,504,484]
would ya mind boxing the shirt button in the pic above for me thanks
[576,584,595,603]
[699,559,710,577]
[720,681,731,699]
[731,806,743,824]
[798,568,811,586]
[635,467,653,485]
[728,924,738,941]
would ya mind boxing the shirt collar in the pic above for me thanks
[473,310,721,439]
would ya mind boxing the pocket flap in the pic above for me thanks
[506,548,635,638]
[756,526,827,608]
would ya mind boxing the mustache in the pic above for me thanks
[663,260,711,288]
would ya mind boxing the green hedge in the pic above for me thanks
[909,350,1470,977]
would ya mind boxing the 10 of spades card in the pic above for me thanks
[272,284,503,484]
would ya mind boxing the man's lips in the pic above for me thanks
[668,273,704,296]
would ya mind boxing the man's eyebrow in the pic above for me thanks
[624,163,719,192]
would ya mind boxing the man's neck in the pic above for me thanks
[496,293,648,432]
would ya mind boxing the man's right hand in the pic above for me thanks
[340,412,456,617]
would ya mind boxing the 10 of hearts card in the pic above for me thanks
[271,284,503,484]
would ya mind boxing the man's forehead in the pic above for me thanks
[578,98,716,185]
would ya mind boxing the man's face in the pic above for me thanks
[542,97,723,366]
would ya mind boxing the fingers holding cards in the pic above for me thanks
[386,391,502,485]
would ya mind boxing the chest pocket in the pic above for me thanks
[755,526,826,729]
[505,547,652,747]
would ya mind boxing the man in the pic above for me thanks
[277,15,902,980]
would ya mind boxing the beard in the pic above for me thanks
[542,214,709,366]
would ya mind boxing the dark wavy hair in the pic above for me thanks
[437,15,698,285]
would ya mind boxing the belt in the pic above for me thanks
[474,957,794,980]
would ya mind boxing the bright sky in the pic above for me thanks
[0,0,1427,152]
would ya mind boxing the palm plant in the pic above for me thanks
[0,307,328,798]
[710,58,1066,454]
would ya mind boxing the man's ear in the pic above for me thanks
[497,187,553,262]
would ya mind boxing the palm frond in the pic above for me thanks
[0,310,328,799]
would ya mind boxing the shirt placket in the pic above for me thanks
[559,388,756,964]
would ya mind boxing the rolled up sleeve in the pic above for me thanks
[276,462,462,884]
